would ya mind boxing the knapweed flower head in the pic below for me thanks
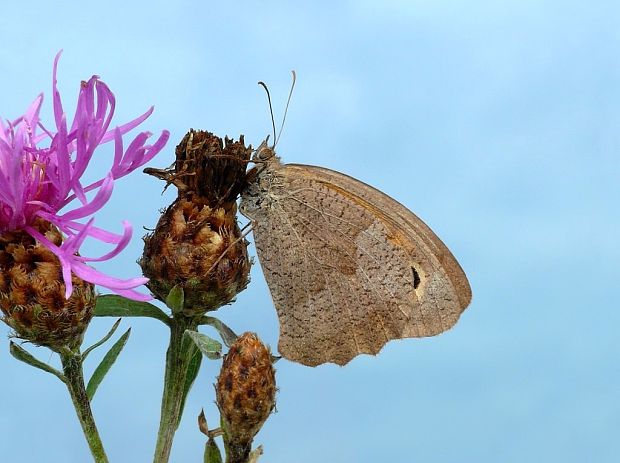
[140,130,251,314]
[216,332,276,463]
[0,52,169,301]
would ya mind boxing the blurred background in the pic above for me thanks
[1,1,619,462]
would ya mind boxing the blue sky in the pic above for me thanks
[1,1,619,462]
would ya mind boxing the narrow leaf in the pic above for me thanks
[178,340,202,428]
[204,438,223,463]
[82,318,121,361]
[86,328,131,400]
[185,331,223,360]
[9,342,66,383]
[95,294,170,325]
[198,409,209,436]
[199,316,238,348]
[165,285,185,314]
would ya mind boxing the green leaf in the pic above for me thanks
[165,285,185,314]
[198,316,238,348]
[95,294,170,325]
[178,340,202,428]
[86,328,131,401]
[82,318,121,361]
[204,438,223,463]
[9,342,66,383]
[185,331,223,360]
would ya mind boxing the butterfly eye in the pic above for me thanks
[411,265,422,290]
[257,146,275,161]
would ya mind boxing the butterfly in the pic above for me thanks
[239,141,471,367]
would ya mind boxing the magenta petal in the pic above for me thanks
[63,217,98,255]
[72,261,148,290]
[62,219,126,244]
[95,80,116,136]
[79,220,133,262]
[130,130,170,171]
[116,132,150,173]
[52,114,73,201]
[111,288,153,301]
[100,106,154,143]
[23,94,44,133]
[112,129,171,179]
[2,53,168,300]
[27,223,150,301]
[60,174,114,221]
[52,51,65,130]
[113,127,124,169]
[25,224,75,298]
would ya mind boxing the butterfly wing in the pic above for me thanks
[288,165,472,311]
[243,162,471,366]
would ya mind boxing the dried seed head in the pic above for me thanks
[0,219,96,351]
[140,130,252,315]
[216,332,276,462]
[172,130,251,205]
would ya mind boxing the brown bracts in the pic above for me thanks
[216,332,276,463]
[0,218,95,351]
[140,130,252,315]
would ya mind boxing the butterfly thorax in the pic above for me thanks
[239,142,283,219]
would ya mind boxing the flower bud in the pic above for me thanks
[0,219,95,351]
[140,130,251,315]
[216,332,276,463]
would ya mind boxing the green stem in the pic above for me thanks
[153,316,199,463]
[223,437,252,463]
[60,351,109,463]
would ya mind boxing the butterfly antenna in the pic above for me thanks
[275,70,296,147]
[258,80,277,147]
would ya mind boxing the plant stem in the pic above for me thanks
[153,315,199,463]
[60,351,109,463]
[223,436,252,463]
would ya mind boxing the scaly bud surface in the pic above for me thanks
[216,332,276,463]
[0,219,95,351]
[140,130,252,315]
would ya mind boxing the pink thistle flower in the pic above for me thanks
[0,52,169,301]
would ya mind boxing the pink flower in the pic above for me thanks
[0,52,169,301]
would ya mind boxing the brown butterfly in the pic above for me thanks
[239,141,472,367]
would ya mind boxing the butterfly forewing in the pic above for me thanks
[240,156,471,366]
[286,164,472,311]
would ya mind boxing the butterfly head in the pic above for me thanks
[252,138,278,163]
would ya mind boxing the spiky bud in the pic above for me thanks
[140,130,252,316]
[0,219,95,351]
[216,332,276,463]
